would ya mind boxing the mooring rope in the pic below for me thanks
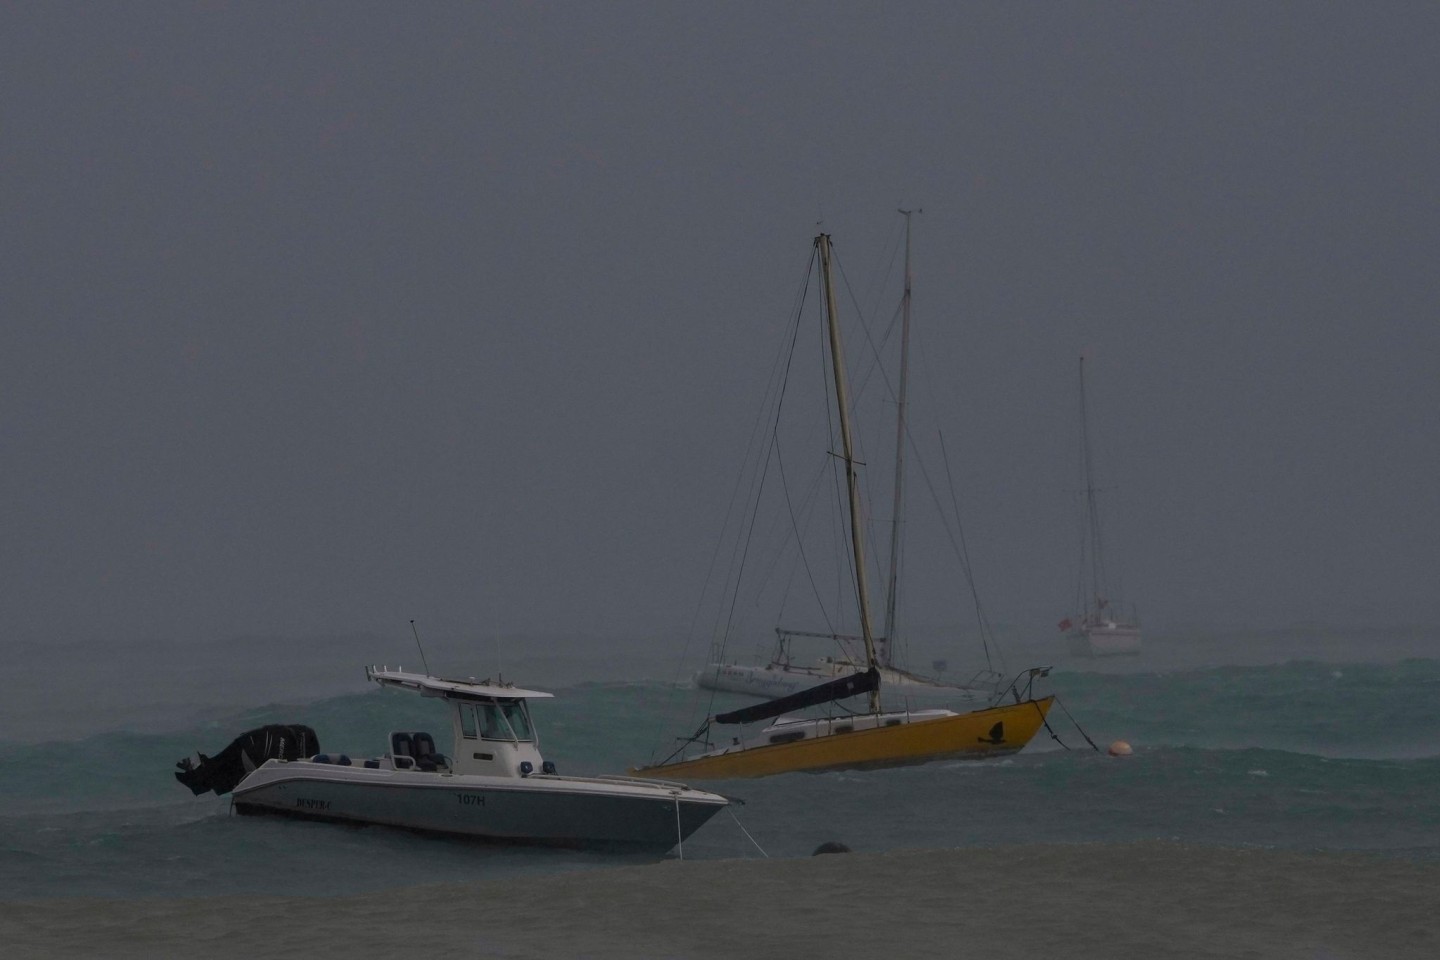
[674,796,684,861]
[1037,695,1100,752]
[1055,694,1101,752]
[728,806,769,858]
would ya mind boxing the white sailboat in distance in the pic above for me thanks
[1060,356,1141,657]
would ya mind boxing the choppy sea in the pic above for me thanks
[2,626,1438,958]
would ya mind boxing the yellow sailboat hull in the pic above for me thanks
[632,696,1054,780]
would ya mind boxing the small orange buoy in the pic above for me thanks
[1107,740,1133,757]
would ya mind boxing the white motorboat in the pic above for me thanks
[176,667,728,852]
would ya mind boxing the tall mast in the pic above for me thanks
[1078,355,1106,615]
[881,208,918,666]
[816,233,881,713]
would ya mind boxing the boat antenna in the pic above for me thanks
[409,619,432,676]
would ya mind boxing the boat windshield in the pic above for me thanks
[477,699,535,742]
[501,700,534,741]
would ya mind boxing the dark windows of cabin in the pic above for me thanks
[478,703,507,740]
[501,701,534,741]
[460,704,478,739]
[470,699,535,742]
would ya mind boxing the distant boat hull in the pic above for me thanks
[231,760,727,850]
[1067,621,1141,657]
[632,697,1054,780]
[697,661,989,702]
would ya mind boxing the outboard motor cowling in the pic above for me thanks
[174,724,320,796]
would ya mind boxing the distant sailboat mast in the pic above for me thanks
[816,233,882,714]
[1064,354,1140,656]
[1078,355,1108,617]
[881,208,918,667]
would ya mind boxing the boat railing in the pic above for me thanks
[998,665,1053,704]
[528,772,703,792]
[964,668,1007,690]
[593,773,701,790]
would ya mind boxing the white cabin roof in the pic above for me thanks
[365,666,554,700]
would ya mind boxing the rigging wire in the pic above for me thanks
[651,248,818,760]
[937,429,1004,675]
[836,233,1010,678]
[820,238,902,651]
[768,448,840,638]
[904,301,1013,676]
[702,248,817,725]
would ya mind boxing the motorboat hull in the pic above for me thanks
[231,761,727,851]
[633,696,1054,780]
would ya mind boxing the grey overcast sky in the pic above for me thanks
[3,1,1437,652]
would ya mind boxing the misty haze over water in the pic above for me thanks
[3,3,1437,700]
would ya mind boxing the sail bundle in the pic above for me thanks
[714,668,881,726]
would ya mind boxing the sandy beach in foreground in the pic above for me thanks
[5,842,1436,960]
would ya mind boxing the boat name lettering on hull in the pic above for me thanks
[457,793,485,806]
[296,798,331,811]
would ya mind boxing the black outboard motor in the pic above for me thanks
[174,724,320,796]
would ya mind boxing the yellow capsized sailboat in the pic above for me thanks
[633,230,1054,781]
